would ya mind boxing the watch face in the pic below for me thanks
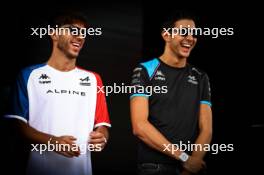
[180,152,189,162]
[182,154,188,160]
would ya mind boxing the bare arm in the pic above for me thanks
[14,119,80,157]
[15,120,53,144]
[89,126,109,151]
[130,97,182,159]
[131,97,205,173]
[191,104,213,159]
[181,104,212,174]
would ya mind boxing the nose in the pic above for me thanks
[75,35,85,42]
[185,34,195,40]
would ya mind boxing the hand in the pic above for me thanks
[182,156,205,173]
[51,135,80,158]
[88,131,107,151]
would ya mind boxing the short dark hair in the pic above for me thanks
[51,10,89,28]
[160,10,197,32]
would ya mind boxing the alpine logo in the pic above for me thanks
[39,74,51,84]
[80,76,91,86]
[46,89,86,96]
[187,75,198,85]
[154,70,166,81]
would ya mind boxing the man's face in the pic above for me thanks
[56,23,86,59]
[167,19,197,59]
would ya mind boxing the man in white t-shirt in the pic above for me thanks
[5,11,111,175]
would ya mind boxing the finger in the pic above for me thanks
[63,140,76,146]
[89,138,105,144]
[65,145,80,157]
[63,138,78,145]
[69,146,81,156]
[69,150,80,157]
[58,141,80,156]
[62,135,77,140]
[67,136,77,141]
[73,145,81,156]
[65,151,77,157]
[89,132,104,138]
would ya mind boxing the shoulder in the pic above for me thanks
[20,63,47,80]
[136,58,160,78]
[188,64,209,78]
[76,66,103,81]
[21,63,46,73]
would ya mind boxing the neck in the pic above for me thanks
[159,46,187,68]
[47,48,76,72]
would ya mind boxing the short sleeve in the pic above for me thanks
[4,70,30,123]
[200,73,212,107]
[94,74,111,128]
[130,66,151,99]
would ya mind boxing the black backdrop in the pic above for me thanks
[0,1,262,175]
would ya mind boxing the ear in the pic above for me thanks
[161,31,172,42]
[49,31,59,41]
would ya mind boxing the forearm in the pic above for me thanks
[192,130,212,159]
[15,120,52,144]
[134,121,182,159]
[131,97,182,159]
[192,104,213,159]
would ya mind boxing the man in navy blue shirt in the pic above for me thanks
[130,12,212,175]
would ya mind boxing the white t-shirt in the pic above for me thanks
[5,63,111,175]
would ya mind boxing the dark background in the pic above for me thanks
[0,1,262,175]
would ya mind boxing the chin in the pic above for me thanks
[66,52,79,59]
[70,50,80,57]
[179,53,190,59]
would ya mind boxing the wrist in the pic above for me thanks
[47,135,57,144]
[178,152,190,162]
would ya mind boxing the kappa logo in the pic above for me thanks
[39,74,51,84]
[80,76,91,86]
[154,70,166,81]
[132,72,141,78]
[187,75,198,85]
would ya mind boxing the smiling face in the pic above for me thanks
[164,19,197,59]
[54,23,86,59]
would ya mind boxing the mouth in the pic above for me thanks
[180,42,192,49]
[180,41,193,53]
[71,42,82,50]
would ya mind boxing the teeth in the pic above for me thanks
[182,43,191,47]
[72,43,80,47]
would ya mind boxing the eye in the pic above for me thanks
[68,26,86,38]
[179,28,197,38]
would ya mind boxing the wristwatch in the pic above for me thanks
[178,152,189,162]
